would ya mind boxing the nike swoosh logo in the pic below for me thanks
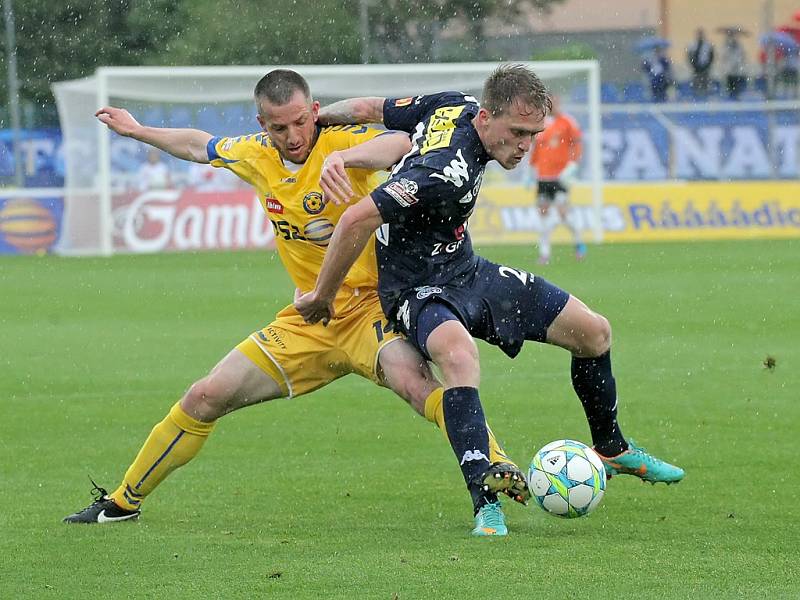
[96,509,136,523]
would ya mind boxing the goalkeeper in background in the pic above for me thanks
[527,95,585,265]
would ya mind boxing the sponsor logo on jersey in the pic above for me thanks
[430,149,470,188]
[394,97,413,107]
[222,138,234,151]
[265,198,284,214]
[460,449,489,465]
[420,105,465,154]
[415,285,442,299]
[303,218,335,246]
[384,179,420,208]
[302,191,325,215]
[281,176,297,183]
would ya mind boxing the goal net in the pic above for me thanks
[52,62,603,256]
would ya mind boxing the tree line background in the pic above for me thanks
[0,0,563,123]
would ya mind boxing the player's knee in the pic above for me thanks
[430,342,480,387]
[585,314,612,357]
[182,377,234,420]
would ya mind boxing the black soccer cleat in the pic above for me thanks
[63,479,140,524]
[473,462,532,505]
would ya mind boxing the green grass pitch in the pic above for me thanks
[2,239,799,598]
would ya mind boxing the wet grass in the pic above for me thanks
[1,239,798,599]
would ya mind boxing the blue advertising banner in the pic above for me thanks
[0,129,64,187]
[3,104,799,185]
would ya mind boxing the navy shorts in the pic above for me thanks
[537,180,567,204]
[390,256,570,359]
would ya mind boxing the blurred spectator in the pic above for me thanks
[687,28,714,98]
[642,47,673,102]
[137,148,171,191]
[776,11,800,98]
[777,50,799,98]
[721,32,747,100]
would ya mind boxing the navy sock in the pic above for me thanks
[571,350,627,456]
[443,387,492,510]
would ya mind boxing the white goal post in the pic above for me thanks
[52,61,603,256]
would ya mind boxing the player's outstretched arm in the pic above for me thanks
[95,106,213,163]
[320,133,411,205]
[317,97,386,126]
[294,196,384,325]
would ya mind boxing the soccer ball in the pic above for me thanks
[528,439,606,518]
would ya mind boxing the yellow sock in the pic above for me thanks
[110,402,216,510]
[423,388,511,464]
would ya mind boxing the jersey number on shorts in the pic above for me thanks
[372,320,385,342]
[498,266,530,286]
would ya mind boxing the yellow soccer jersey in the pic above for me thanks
[207,125,385,314]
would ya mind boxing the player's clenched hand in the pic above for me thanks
[95,106,141,137]
[294,288,335,326]
[320,152,354,205]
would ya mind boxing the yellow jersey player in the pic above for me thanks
[64,69,528,532]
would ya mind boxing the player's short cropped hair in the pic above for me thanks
[482,63,551,118]
[254,69,311,106]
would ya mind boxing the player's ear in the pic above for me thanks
[311,100,321,122]
[256,113,267,131]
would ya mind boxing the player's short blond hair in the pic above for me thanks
[482,63,551,118]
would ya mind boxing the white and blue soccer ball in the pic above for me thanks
[528,439,606,518]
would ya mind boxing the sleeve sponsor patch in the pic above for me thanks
[394,97,413,107]
[383,178,420,207]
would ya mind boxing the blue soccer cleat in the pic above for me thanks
[597,439,684,484]
[471,501,508,537]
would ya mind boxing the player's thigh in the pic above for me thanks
[181,348,285,420]
[545,295,611,357]
[238,312,349,399]
[376,339,439,415]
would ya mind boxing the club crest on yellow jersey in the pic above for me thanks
[302,191,325,215]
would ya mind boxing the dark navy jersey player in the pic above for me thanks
[374,92,486,318]
[297,64,685,537]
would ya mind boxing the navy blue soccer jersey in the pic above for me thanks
[371,92,490,318]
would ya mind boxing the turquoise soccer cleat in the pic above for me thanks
[597,439,685,484]
[471,501,508,537]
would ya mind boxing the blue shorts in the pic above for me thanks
[392,256,570,359]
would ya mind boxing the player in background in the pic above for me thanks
[296,64,685,537]
[64,69,529,527]
[527,95,585,264]
[137,147,172,191]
